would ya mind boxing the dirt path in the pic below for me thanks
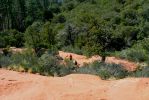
[59,51,137,71]
[0,69,149,100]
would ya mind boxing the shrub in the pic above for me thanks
[132,66,149,77]
[60,59,78,75]
[11,49,38,68]
[0,55,12,67]
[39,53,61,76]
[76,62,99,75]
[99,63,128,79]
[76,61,128,79]
[58,65,74,76]
[62,46,83,55]
[24,21,56,54]
[2,48,11,56]
[120,49,148,62]
[0,48,75,77]
[116,38,149,63]
[47,46,59,56]
[0,30,24,48]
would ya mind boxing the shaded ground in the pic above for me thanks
[0,69,149,100]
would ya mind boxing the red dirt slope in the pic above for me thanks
[59,51,137,71]
[1,69,149,100]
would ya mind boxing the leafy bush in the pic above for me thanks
[131,66,149,77]
[24,21,56,54]
[62,46,83,55]
[117,38,149,62]
[76,61,128,79]
[58,58,79,76]
[99,63,128,79]
[39,53,61,76]
[0,30,24,48]
[0,55,12,67]
[118,48,148,62]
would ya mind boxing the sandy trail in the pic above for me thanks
[59,51,137,71]
[0,69,149,100]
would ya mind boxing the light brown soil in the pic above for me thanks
[0,69,149,100]
[59,51,137,71]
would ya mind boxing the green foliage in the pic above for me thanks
[53,14,66,23]
[24,21,56,54]
[0,30,24,48]
[0,55,12,67]
[0,48,75,76]
[117,38,149,62]
[61,0,78,11]
[122,9,139,26]
[76,61,128,79]
[59,59,77,76]
[0,49,58,75]
[118,48,148,62]
[120,26,139,47]
[131,66,149,77]
[62,46,83,55]
[38,53,60,76]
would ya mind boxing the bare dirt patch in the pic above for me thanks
[0,69,149,100]
[59,51,137,71]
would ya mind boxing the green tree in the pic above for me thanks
[25,21,56,54]
[0,29,24,48]
[85,19,113,62]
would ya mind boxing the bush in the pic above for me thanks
[99,63,128,79]
[76,61,128,79]
[39,53,60,76]
[24,21,56,54]
[2,47,12,56]
[76,62,99,75]
[118,48,148,62]
[0,55,12,67]
[0,48,77,76]
[58,59,78,76]
[47,46,59,56]
[0,29,24,48]
[129,66,149,77]
[62,46,83,55]
[117,40,149,62]
[9,50,61,76]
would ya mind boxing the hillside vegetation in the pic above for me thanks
[0,0,149,78]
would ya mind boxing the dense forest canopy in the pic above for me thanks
[0,0,149,61]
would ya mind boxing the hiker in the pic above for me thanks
[73,60,77,65]
[69,54,72,60]
[73,60,79,68]
[69,54,79,68]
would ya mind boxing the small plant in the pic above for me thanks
[132,66,149,77]
[76,61,128,79]
[62,46,83,55]
[56,58,80,76]
[0,55,12,67]
[117,47,148,62]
